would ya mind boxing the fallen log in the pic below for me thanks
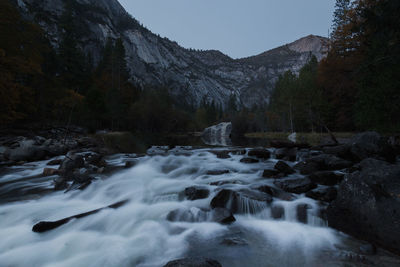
[32,199,129,233]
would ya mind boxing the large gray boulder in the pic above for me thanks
[327,158,400,254]
[201,122,232,146]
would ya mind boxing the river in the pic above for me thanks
[0,145,399,267]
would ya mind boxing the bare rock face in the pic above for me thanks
[13,0,328,109]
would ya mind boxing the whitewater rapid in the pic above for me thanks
[0,148,349,267]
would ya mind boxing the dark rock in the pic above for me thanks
[59,154,84,173]
[294,154,352,174]
[271,204,285,219]
[322,144,353,161]
[211,150,231,159]
[248,148,271,159]
[275,147,298,161]
[255,185,295,201]
[124,160,137,168]
[350,131,396,163]
[274,178,317,194]
[269,140,295,148]
[85,153,106,167]
[210,189,272,214]
[294,161,320,175]
[306,187,337,202]
[240,157,259,164]
[262,169,280,178]
[47,159,62,166]
[184,186,210,200]
[206,170,230,175]
[163,258,222,267]
[211,208,236,224]
[296,204,309,224]
[43,168,59,177]
[71,168,93,183]
[359,244,377,255]
[327,158,400,255]
[54,177,68,191]
[308,171,344,186]
[274,160,295,174]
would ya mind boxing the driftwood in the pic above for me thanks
[32,199,129,233]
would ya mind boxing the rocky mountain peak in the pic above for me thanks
[13,0,329,108]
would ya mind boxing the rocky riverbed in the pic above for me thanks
[0,131,399,266]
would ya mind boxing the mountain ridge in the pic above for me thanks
[13,0,328,108]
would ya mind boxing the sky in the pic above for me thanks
[119,0,335,59]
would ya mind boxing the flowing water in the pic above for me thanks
[0,147,399,267]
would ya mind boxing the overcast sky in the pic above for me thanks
[119,0,335,59]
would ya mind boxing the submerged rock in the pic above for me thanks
[163,258,222,267]
[184,186,210,200]
[240,157,259,164]
[210,189,272,214]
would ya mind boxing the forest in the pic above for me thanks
[0,0,399,134]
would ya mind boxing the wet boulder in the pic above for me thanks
[163,258,222,267]
[306,187,337,202]
[184,186,210,200]
[248,148,271,159]
[210,150,231,159]
[274,178,317,194]
[240,157,259,164]
[275,147,298,162]
[271,204,285,219]
[59,154,84,173]
[210,189,272,214]
[327,158,400,255]
[296,203,310,224]
[308,171,344,186]
[274,160,295,175]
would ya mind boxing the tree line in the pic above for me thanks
[269,0,400,133]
